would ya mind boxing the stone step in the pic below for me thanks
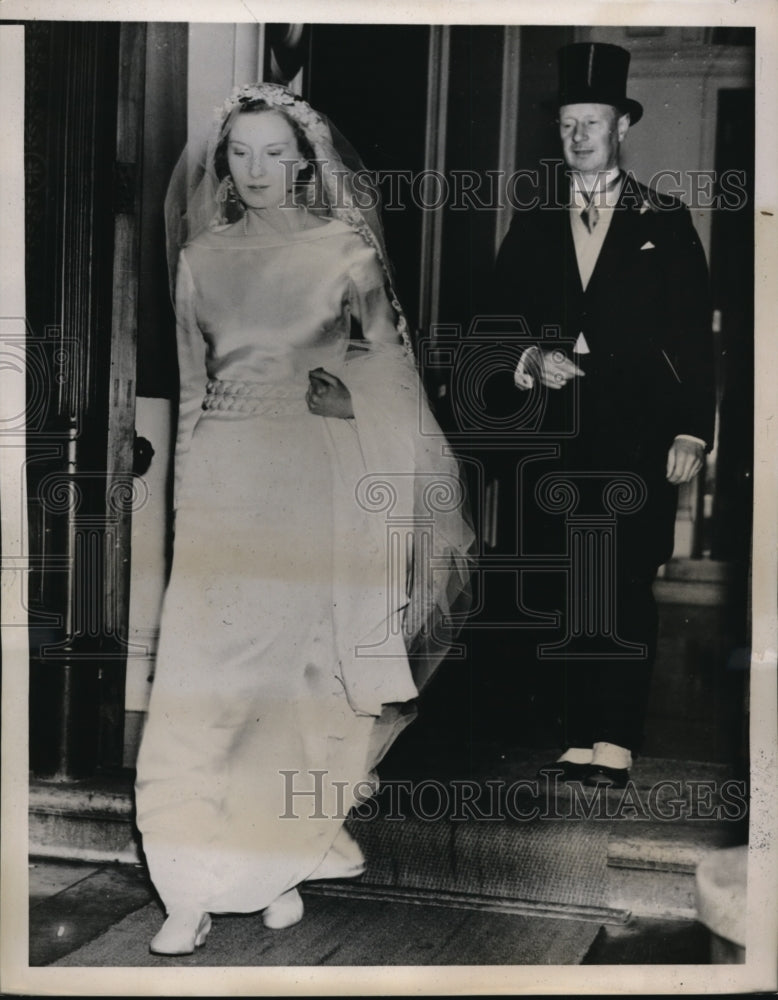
[30,774,139,865]
[29,759,746,921]
[606,820,741,918]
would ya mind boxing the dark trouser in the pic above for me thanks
[560,565,659,753]
[518,446,677,756]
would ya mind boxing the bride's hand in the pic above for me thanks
[306,368,354,419]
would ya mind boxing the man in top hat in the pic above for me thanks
[490,42,715,785]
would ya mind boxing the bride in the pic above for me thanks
[133,83,473,956]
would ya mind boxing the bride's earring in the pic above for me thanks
[217,175,244,223]
[288,159,309,193]
[293,161,315,208]
[216,175,235,205]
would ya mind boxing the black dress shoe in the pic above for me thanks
[536,760,591,782]
[584,764,629,789]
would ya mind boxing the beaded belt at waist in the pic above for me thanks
[202,378,305,416]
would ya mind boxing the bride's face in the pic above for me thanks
[227,111,306,211]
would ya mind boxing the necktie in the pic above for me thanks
[580,196,598,233]
[579,172,622,233]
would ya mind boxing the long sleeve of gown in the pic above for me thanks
[344,252,418,450]
[172,251,208,509]
[322,248,472,718]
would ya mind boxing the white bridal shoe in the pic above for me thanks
[262,888,304,930]
[149,911,212,956]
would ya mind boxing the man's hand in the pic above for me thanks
[666,437,704,485]
[306,368,354,419]
[520,346,584,390]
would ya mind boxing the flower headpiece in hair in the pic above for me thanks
[215,83,331,145]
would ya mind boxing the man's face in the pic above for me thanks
[558,103,629,176]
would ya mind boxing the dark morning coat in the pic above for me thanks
[489,170,715,570]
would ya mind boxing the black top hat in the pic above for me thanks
[557,42,643,125]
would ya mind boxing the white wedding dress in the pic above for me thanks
[134,217,471,914]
